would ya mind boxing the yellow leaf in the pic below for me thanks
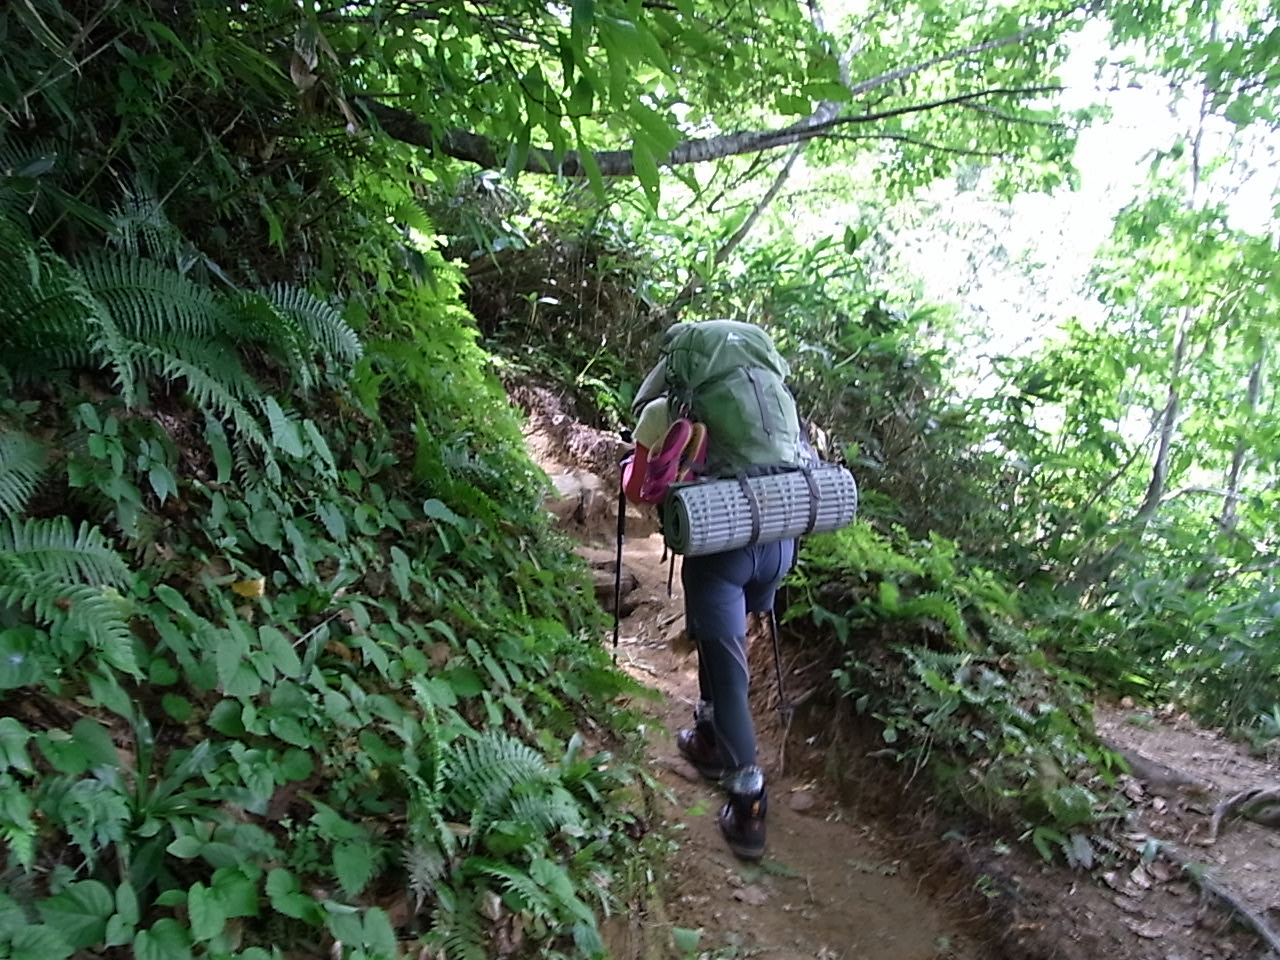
[231,578,265,598]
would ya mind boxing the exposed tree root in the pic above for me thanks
[1164,842,1280,958]
[1207,786,1280,843]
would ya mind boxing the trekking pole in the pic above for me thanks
[768,609,792,723]
[612,430,632,662]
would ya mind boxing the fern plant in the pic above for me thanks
[0,517,138,675]
[0,213,363,484]
[0,430,46,520]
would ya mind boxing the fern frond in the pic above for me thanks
[0,431,48,519]
[425,898,488,960]
[404,841,447,910]
[469,858,558,921]
[135,344,277,471]
[109,184,183,261]
[505,785,584,837]
[78,251,220,341]
[0,218,137,396]
[227,290,315,392]
[0,517,131,586]
[444,731,550,827]
[265,284,362,365]
[0,519,138,673]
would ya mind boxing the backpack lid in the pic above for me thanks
[661,320,789,393]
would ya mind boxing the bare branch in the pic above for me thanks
[846,9,1081,98]
[359,86,1062,175]
[961,101,1065,127]
[666,144,805,318]
[823,131,1010,157]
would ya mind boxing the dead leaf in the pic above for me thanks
[1129,865,1153,890]
[1124,918,1170,939]
[231,577,265,598]
[479,890,503,922]
[289,52,318,93]
[732,885,768,906]
[1148,859,1176,882]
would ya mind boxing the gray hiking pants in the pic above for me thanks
[683,539,796,769]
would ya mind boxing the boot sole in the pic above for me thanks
[725,837,765,861]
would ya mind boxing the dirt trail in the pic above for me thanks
[589,533,972,960]
[518,384,1280,960]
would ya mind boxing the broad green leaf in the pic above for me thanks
[211,867,260,918]
[259,626,302,678]
[37,880,114,949]
[333,841,376,897]
[7,924,73,960]
[0,717,34,773]
[115,881,140,925]
[71,716,120,769]
[362,907,397,956]
[148,463,177,504]
[264,397,305,458]
[133,919,193,960]
[187,882,227,941]
[0,627,43,689]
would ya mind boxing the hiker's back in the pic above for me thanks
[658,320,805,477]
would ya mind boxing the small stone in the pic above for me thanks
[787,791,817,813]
[661,757,702,783]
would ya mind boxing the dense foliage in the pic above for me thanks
[2,0,1279,953]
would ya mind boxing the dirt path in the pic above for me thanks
[519,385,1279,960]
[593,533,972,960]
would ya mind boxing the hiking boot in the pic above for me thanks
[718,765,767,861]
[676,725,729,780]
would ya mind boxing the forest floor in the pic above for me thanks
[517,383,1280,960]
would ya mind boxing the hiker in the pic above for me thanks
[623,319,807,861]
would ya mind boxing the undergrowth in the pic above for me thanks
[787,522,1131,869]
[0,205,648,958]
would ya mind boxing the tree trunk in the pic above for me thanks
[1219,345,1265,530]
[1133,316,1190,523]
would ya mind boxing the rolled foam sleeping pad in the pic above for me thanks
[662,464,858,557]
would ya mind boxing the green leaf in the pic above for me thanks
[0,627,44,689]
[204,417,233,484]
[148,463,177,504]
[264,397,305,458]
[266,868,322,925]
[133,918,193,960]
[211,867,260,919]
[333,841,375,897]
[423,498,466,528]
[363,907,397,956]
[279,747,313,781]
[7,925,73,960]
[259,626,302,678]
[0,717,34,773]
[115,881,140,925]
[37,880,114,949]
[632,141,661,209]
[161,693,192,722]
[187,882,227,942]
[71,716,120,768]
[167,835,204,859]
[570,0,594,43]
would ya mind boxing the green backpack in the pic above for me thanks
[633,320,806,478]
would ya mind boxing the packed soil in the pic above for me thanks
[517,381,1280,960]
